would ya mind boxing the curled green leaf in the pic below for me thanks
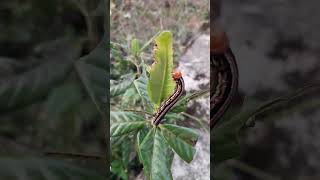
[147,31,175,108]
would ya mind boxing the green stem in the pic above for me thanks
[181,112,209,134]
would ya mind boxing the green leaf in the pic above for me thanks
[120,137,133,167]
[110,111,146,123]
[160,125,197,163]
[110,111,146,137]
[147,31,175,108]
[134,67,154,112]
[139,31,161,53]
[160,124,198,145]
[0,157,105,180]
[151,130,173,180]
[110,74,135,97]
[138,128,173,180]
[136,128,152,177]
[45,82,84,144]
[75,36,108,117]
[0,39,81,113]
[171,89,209,113]
[160,112,185,124]
[111,136,127,149]
[131,38,140,57]
[121,87,140,108]
[111,121,146,137]
[137,128,155,178]
[111,160,128,180]
[46,82,83,121]
[76,99,100,122]
[137,128,149,150]
[136,128,149,177]
[0,60,73,113]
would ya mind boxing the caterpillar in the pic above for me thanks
[210,30,239,128]
[153,70,185,126]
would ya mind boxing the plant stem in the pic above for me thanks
[181,112,209,134]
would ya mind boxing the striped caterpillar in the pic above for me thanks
[210,30,239,128]
[153,70,185,126]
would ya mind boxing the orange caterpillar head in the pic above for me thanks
[172,70,182,80]
[211,30,229,54]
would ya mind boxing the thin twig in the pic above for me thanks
[243,83,320,128]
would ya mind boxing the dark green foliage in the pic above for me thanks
[0,0,107,179]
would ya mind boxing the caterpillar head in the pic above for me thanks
[172,70,182,80]
[211,30,229,54]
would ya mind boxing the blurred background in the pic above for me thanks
[213,0,320,179]
[0,0,107,179]
[110,0,210,179]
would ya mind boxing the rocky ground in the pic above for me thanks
[216,0,320,179]
[172,34,210,180]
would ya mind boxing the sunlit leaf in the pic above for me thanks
[121,87,140,108]
[160,124,198,145]
[131,38,140,57]
[111,160,128,180]
[138,128,173,180]
[147,31,175,108]
[110,74,135,97]
[110,111,146,137]
[160,124,198,163]
[134,68,154,113]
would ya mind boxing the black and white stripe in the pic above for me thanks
[153,77,185,126]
